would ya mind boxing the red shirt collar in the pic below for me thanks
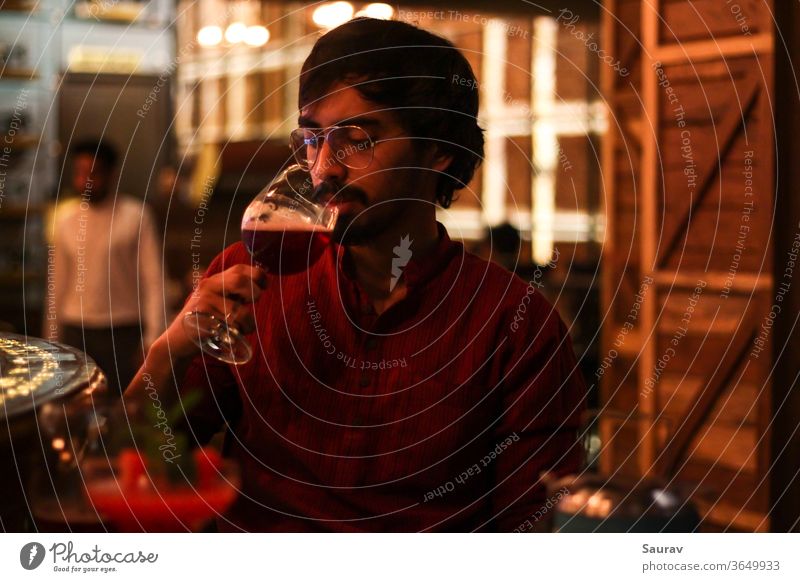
[334,222,461,292]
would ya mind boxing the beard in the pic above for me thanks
[332,207,396,246]
[320,170,426,246]
[319,181,382,246]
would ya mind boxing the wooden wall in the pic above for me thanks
[600,0,776,531]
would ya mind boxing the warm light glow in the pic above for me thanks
[225,22,248,44]
[52,438,66,451]
[312,2,354,29]
[481,19,508,228]
[356,3,394,19]
[244,25,270,47]
[197,25,222,47]
[0,337,59,409]
[531,17,558,265]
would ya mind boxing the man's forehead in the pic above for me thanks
[299,85,394,127]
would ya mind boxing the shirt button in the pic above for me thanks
[365,337,378,350]
[359,374,370,388]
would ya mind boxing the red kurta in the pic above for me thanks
[181,224,586,531]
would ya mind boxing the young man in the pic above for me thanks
[52,140,164,394]
[128,18,585,531]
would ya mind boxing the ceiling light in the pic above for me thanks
[225,22,248,44]
[356,3,393,20]
[197,25,222,47]
[312,2,354,29]
[244,25,270,47]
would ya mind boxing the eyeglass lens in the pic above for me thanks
[290,126,374,170]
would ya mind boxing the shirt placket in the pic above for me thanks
[334,245,434,486]
[330,280,368,484]
[355,300,379,392]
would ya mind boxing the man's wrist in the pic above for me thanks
[148,333,195,368]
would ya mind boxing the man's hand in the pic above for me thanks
[159,264,267,360]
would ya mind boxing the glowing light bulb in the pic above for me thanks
[356,3,393,20]
[312,2,354,29]
[197,25,223,47]
[225,22,248,44]
[244,25,270,47]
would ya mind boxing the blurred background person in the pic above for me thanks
[49,139,165,394]
[474,222,526,273]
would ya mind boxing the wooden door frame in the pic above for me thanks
[772,0,800,533]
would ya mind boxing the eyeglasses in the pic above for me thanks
[289,125,377,170]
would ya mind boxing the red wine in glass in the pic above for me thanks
[183,165,337,364]
[241,222,332,275]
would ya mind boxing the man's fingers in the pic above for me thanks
[186,295,227,320]
[222,295,243,317]
[200,265,267,303]
[186,295,255,332]
[237,309,257,335]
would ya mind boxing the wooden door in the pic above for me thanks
[600,0,776,531]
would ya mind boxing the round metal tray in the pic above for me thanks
[0,332,105,420]
[0,332,107,531]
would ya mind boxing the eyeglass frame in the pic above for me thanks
[289,125,403,171]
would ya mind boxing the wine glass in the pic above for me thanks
[30,382,111,532]
[182,164,338,364]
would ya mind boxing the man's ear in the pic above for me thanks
[430,148,454,174]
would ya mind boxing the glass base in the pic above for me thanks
[183,311,252,365]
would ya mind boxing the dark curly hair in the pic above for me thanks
[299,17,484,208]
[71,139,119,170]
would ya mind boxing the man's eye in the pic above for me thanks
[340,128,370,140]
[346,138,372,149]
[342,135,372,148]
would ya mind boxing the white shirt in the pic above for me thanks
[52,194,165,347]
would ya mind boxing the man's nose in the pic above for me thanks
[312,137,347,182]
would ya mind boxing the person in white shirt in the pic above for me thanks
[51,140,165,394]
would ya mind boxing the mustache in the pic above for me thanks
[312,181,368,206]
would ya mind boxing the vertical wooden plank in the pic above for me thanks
[599,0,617,476]
[754,34,775,496]
[637,0,659,475]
